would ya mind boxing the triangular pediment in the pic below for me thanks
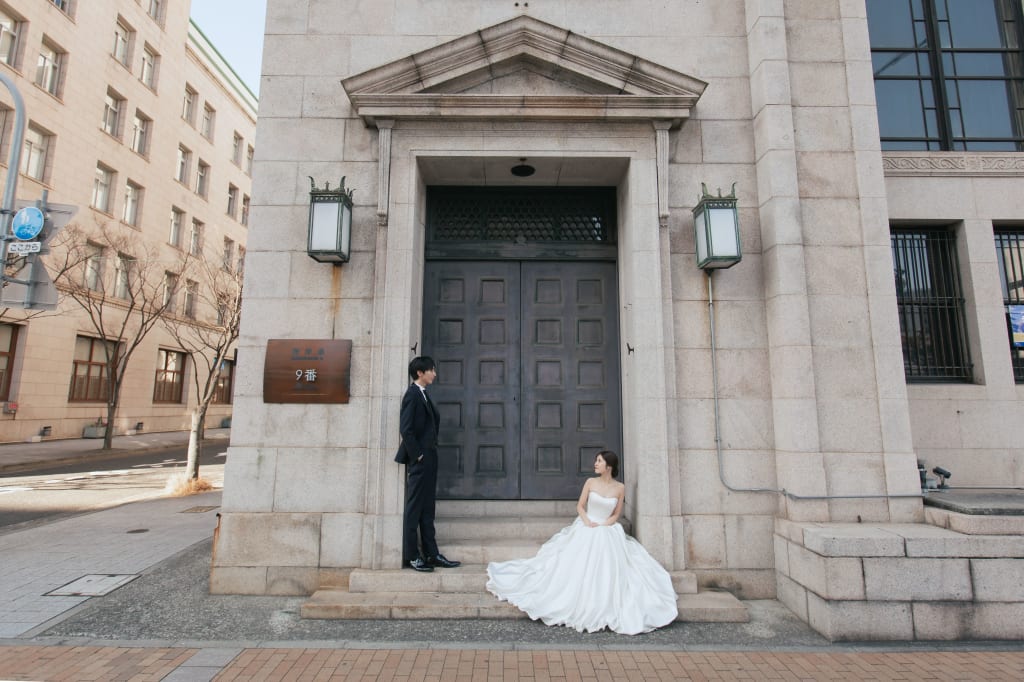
[342,16,707,128]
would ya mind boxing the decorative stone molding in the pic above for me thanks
[376,120,394,227]
[654,121,671,228]
[341,15,706,129]
[883,152,1024,177]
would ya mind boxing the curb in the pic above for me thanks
[0,439,228,474]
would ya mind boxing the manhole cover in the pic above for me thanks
[47,574,139,596]
[180,505,219,513]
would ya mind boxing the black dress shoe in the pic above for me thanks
[407,557,434,572]
[429,553,461,568]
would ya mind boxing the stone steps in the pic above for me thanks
[299,567,748,622]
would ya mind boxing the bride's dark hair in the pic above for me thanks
[596,450,619,478]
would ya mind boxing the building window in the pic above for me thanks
[84,241,104,291]
[995,228,1024,382]
[223,237,235,270]
[183,280,198,319]
[0,9,21,67]
[91,165,114,213]
[175,145,191,184]
[69,336,117,402]
[226,184,238,218]
[48,0,70,15]
[182,85,196,124]
[113,253,133,299]
[163,271,178,311]
[35,39,64,96]
[0,323,19,401]
[112,19,132,67]
[140,45,157,89]
[232,133,243,165]
[146,0,163,23]
[892,227,973,381]
[241,195,250,226]
[237,246,245,276]
[122,180,142,227]
[245,145,254,175]
[20,124,51,182]
[201,103,215,139]
[169,207,183,247]
[130,111,150,156]
[101,88,124,138]
[153,349,185,403]
[189,219,203,256]
[195,160,209,197]
[867,0,1024,151]
[213,359,234,404]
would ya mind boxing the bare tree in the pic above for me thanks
[54,219,189,449]
[163,249,242,480]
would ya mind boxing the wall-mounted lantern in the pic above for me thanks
[692,183,741,270]
[307,177,354,264]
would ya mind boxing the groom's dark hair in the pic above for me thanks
[597,450,619,478]
[409,355,435,381]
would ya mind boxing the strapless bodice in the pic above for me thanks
[586,491,617,524]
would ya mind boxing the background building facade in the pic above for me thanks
[0,0,256,442]
[214,0,1024,639]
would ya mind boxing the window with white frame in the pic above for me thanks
[140,45,157,89]
[130,111,150,156]
[223,237,235,270]
[35,39,64,96]
[154,349,185,402]
[84,242,104,291]
[147,0,163,23]
[232,133,243,165]
[195,160,209,198]
[162,271,178,311]
[20,125,51,182]
[189,219,203,256]
[182,84,196,124]
[237,246,245,275]
[245,145,254,174]
[241,194,250,226]
[112,19,132,67]
[122,180,142,226]
[0,9,21,67]
[101,89,124,137]
[91,165,114,213]
[227,184,238,218]
[201,103,215,139]
[48,0,71,15]
[175,145,191,184]
[183,280,198,319]
[113,253,134,299]
[169,207,183,247]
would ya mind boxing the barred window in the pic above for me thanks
[892,227,973,381]
[995,228,1024,382]
[69,336,117,402]
[153,349,185,403]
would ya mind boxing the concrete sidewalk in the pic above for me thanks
[0,427,231,473]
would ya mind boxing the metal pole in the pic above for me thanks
[0,72,26,283]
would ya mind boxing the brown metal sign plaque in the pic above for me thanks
[263,339,352,403]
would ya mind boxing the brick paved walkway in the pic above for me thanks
[2,647,1024,681]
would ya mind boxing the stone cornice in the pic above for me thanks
[341,15,706,129]
[882,152,1024,177]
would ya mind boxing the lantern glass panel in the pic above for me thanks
[310,200,340,251]
[695,209,710,263]
[709,206,739,257]
[340,202,352,258]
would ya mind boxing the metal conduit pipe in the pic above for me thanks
[705,271,923,502]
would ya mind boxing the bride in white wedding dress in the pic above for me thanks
[486,450,678,635]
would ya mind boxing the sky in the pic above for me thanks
[189,1,269,96]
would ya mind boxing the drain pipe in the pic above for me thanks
[705,270,923,502]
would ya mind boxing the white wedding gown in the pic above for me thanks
[486,491,678,635]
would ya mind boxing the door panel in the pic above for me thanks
[425,261,621,500]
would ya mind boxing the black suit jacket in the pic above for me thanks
[394,383,440,464]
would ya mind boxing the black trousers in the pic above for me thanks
[402,449,438,563]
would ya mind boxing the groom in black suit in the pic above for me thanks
[395,356,460,572]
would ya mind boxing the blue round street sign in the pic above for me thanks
[12,207,45,241]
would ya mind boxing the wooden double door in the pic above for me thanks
[423,260,622,499]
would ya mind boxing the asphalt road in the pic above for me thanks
[0,443,227,531]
